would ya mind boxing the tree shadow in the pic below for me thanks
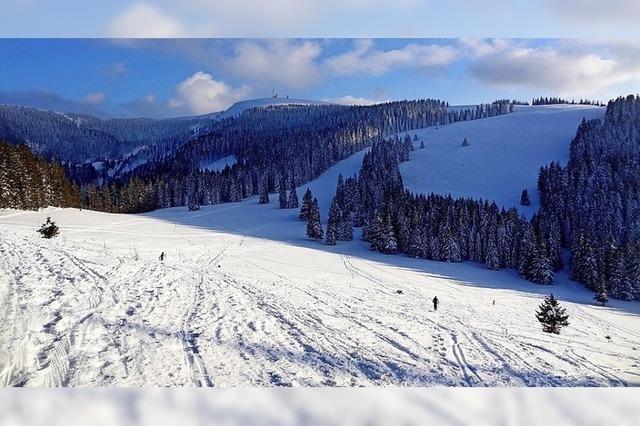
[140,197,640,319]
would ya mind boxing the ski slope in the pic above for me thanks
[402,105,605,214]
[299,105,604,217]
[1,199,638,387]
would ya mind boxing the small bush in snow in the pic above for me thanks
[38,217,59,239]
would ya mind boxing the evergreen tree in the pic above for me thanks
[259,178,270,204]
[325,197,341,245]
[536,293,570,334]
[306,198,324,241]
[462,137,469,147]
[299,188,313,221]
[287,178,299,208]
[485,233,500,270]
[526,241,554,284]
[594,278,608,306]
[419,140,425,149]
[38,217,59,239]
[278,177,287,209]
[338,209,354,241]
[369,211,398,254]
[520,189,531,206]
[188,197,200,211]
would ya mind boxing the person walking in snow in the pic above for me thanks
[432,296,439,311]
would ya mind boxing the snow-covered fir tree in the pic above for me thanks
[299,188,313,221]
[594,279,608,306]
[306,198,324,241]
[536,293,570,334]
[278,177,288,209]
[287,178,299,208]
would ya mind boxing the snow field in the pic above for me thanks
[1,198,638,387]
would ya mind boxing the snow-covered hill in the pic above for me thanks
[216,98,331,119]
[1,195,638,386]
[298,105,604,217]
[401,105,605,214]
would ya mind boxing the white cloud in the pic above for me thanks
[325,39,458,76]
[170,72,251,114]
[464,39,640,97]
[323,95,386,106]
[543,0,640,25]
[106,3,185,38]
[82,92,106,105]
[220,40,323,89]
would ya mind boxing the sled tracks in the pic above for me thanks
[179,272,214,387]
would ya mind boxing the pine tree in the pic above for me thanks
[594,278,608,306]
[287,178,299,208]
[299,188,313,221]
[485,233,500,270]
[338,209,354,241]
[369,211,397,254]
[278,177,287,209]
[520,189,531,206]
[419,140,425,149]
[306,198,324,241]
[38,217,59,239]
[536,293,570,334]
[462,137,469,147]
[526,241,554,284]
[259,184,270,204]
[188,197,200,211]
[325,197,341,245]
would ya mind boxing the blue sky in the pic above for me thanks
[1,38,639,118]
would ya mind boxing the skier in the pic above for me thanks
[432,296,439,311]
[159,251,165,261]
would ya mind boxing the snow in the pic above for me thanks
[1,197,638,387]
[296,105,604,217]
[2,388,639,425]
[200,155,237,172]
[217,98,331,119]
[401,105,605,214]
[1,103,637,388]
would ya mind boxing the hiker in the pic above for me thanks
[159,251,165,261]
[432,296,439,311]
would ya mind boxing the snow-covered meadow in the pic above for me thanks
[1,104,638,387]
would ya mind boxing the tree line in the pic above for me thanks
[0,141,80,210]
[82,100,513,213]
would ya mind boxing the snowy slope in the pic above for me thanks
[216,98,331,119]
[294,105,604,216]
[401,105,605,214]
[1,103,638,388]
[1,198,638,387]
[199,155,237,172]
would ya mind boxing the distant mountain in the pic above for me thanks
[0,98,329,179]
[216,97,330,119]
[0,104,210,164]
